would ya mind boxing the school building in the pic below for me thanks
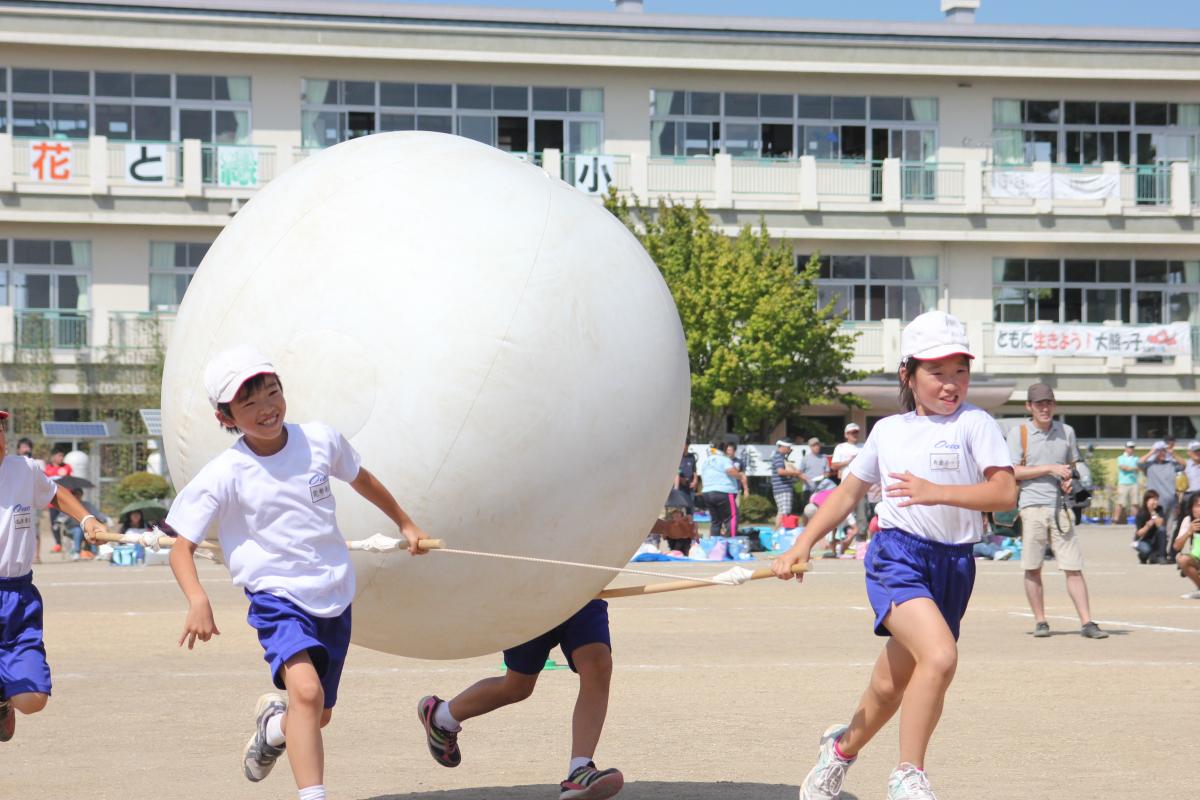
[2,0,1199,443]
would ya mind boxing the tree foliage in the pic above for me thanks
[604,191,864,441]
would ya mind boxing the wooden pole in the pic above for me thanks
[597,562,809,599]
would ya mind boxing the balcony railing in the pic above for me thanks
[816,159,881,200]
[201,143,276,188]
[647,156,716,196]
[106,140,184,185]
[902,161,964,202]
[840,321,885,360]
[11,137,90,184]
[731,157,803,195]
[15,310,90,350]
[108,311,175,351]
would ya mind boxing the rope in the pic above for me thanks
[426,546,730,586]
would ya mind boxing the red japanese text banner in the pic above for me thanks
[993,322,1192,357]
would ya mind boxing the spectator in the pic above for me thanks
[1008,383,1107,639]
[15,437,44,564]
[675,443,698,513]
[122,508,147,535]
[1173,492,1200,599]
[770,439,803,528]
[64,487,107,561]
[1139,441,1184,545]
[1113,440,1139,525]
[43,449,72,554]
[698,441,742,538]
[799,436,834,503]
[831,422,871,531]
[656,500,698,556]
[723,443,750,500]
[1185,442,1200,494]
[1133,489,1168,564]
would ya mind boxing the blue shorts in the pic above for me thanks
[503,600,611,675]
[0,573,52,697]
[245,592,352,709]
[865,529,976,641]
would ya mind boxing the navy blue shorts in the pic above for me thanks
[0,573,52,697]
[865,528,976,641]
[245,592,352,709]
[503,600,611,675]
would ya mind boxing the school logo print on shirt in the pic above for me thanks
[13,504,32,532]
[929,440,961,471]
[309,473,332,503]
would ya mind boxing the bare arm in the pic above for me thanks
[49,485,108,541]
[169,536,220,649]
[1012,463,1071,482]
[772,474,871,579]
[886,466,1018,513]
[1175,519,1196,551]
[349,466,428,555]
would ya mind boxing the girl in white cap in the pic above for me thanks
[771,311,1017,800]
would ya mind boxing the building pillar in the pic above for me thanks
[0,134,12,192]
[1102,161,1121,215]
[882,318,902,369]
[542,148,562,180]
[964,159,983,213]
[183,138,203,196]
[1033,161,1053,214]
[799,155,818,210]
[882,157,901,211]
[1171,161,1191,216]
[89,135,109,195]
[714,152,733,208]
[630,152,649,200]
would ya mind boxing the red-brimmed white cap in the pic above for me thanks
[203,346,276,409]
[900,310,974,366]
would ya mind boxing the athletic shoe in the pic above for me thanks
[800,723,854,800]
[559,762,624,800]
[1033,621,1051,638]
[1081,622,1109,639]
[0,695,14,742]
[50,544,61,553]
[417,695,461,768]
[1181,590,1200,600]
[242,692,287,782]
[887,763,937,799]
[992,550,1013,561]
[80,550,95,561]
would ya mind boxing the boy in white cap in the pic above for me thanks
[832,423,869,552]
[166,346,430,800]
[773,310,1017,800]
[0,409,110,742]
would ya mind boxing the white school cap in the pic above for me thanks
[899,310,974,366]
[844,422,860,433]
[1151,440,1168,452]
[203,345,276,409]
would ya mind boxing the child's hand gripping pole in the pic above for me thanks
[597,562,809,599]
[347,534,444,553]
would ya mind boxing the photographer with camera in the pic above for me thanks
[1006,384,1108,639]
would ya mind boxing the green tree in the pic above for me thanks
[604,191,864,441]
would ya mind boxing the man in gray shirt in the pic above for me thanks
[799,436,833,504]
[1007,383,1107,640]
[1140,440,1185,546]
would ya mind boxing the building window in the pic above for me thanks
[1063,414,1196,441]
[651,90,938,160]
[802,254,939,322]
[992,98,1200,165]
[300,79,603,154]
[992,258,1200,324]
[0,67,251,143]
[149,241,208,309]
[5,239,91,311]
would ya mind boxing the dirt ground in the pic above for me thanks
[2,524,1193,800]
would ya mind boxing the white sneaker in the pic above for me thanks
[1182,590,1200,600]
[242,692,287,782]
[799,723,853,800]
[887,763,937,800]
[992,550,1013,561]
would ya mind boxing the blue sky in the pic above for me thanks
[385,0,1200,28]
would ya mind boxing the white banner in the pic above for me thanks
[990,170,1051,198]
[994,322,1192,357]
[29,140,75,182]
[572,155,615,195]
[217,146,260,188]
[1052,172,1119,199]
[123,143,167,183]
[989,170,1119,200]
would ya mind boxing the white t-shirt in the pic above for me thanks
[848,403,1013,544]
[166,422,362,617]
[831,441,862,481]
[0,456,58,578]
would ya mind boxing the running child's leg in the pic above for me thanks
[279,652,326,790]
[879,597,958,769]
[447,667,539,721]
[567,642,611,763]
[836,637,916,757]
[6,692,48,714]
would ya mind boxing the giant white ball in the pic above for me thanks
[161,132,690,659]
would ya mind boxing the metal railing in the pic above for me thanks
[15,310,90,350]
[200,143,276,188]
[11,137,90,183]
[108,311,175,351]
[731,157,803,195]
[105,140,184,184]
[840,321,884,360]
[816,159,881,201]
[902,162,964,202]
[1124,164,1171,206]
[647,156,715,195]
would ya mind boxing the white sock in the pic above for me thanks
[297,786,326,800]
[265,711,286,747]
[568,756,593,777]
[433,701,461,732]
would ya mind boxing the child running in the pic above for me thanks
[772,311,1017,800]
[417,599,623,800]
[166,346,428,800]
[1,408,110,741]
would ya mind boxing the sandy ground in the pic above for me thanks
[1,524,1194,800]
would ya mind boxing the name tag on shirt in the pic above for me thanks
[930,452,961,471]
[13,509,32,531]
[309,474,332,503]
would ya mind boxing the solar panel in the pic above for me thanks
[139,408,163,436]
[40,421,113,439]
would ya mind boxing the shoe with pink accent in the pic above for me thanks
[559,762,624,799]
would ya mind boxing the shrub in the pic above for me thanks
[738,493,776,523]
[114,471,171,506]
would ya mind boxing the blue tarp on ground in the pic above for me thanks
[631,552,699,563]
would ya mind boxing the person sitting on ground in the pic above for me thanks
[64,488,107,561]
[1133,489,1168,565]
[1172,492,1200,600]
